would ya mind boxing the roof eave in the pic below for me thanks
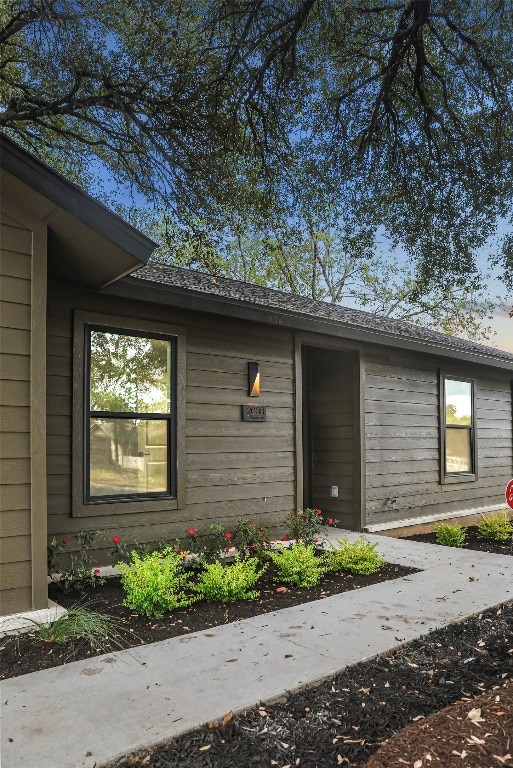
[0,135,157,267]
[105,277,513,372]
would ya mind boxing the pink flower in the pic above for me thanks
[62,538,68,545]
[225,532,233,540]
[94,568,101,574]
[316,509,322,515]
[327,518,333,525]
[112,536,121,544]
[187,528,196,536]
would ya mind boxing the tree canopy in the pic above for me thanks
[1,0,512,288]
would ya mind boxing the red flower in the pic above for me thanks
[94,568,101,574]
[282,534,289,541]
[225,532,233,540]
[62,538,68,545]
[327,518,333,525]
[112,536,121,544]
[187,528,196,536]
[316,509,322,515]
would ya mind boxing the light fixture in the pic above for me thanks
[248,362,260,397]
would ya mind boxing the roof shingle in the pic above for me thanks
[131,263,513,366]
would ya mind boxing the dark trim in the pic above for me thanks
[0,134,156,265]
[84,324,176,504]
[72,310,185,517]
[105,277,513,373]
[439,372,477,484]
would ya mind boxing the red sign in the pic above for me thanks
[506,479,513,510]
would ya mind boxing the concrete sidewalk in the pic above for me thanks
[2,532,512,768]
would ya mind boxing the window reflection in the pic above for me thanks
[445,379,472,425]
[90,418,168,497]
[90,331,171,413]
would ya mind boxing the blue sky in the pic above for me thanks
[92,161,512,353]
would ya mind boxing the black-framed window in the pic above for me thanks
[85,325,176,503]
[442,376,476,478]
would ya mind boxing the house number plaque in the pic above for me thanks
[242,404,267,422]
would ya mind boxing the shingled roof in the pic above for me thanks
[108,262,513,370]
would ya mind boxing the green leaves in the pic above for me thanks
[269,543,325,588]
[323,537,385,576]
[193,557,267,603]
[118,548,195,618]
[2,0,512,286]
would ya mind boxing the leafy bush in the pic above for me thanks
[30,605,128,654]
[233,518,271,560]
[434,523,467,547]
[477,511,513,542]
[283,508,337,546]
[118,548,195,617]
[48,530,106,593]
[323,536,385,575]
[193,556,267,602]
[110,535,169,566]
[269,543,325,587]
[184,523,233,566]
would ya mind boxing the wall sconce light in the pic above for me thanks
[248,362,260,397]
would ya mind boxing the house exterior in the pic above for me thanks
[1,135,512,619]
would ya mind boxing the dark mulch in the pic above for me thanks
[107,601,513,768]
[407,524,513,556]
[365,679,513,767]
[0,561,414,680]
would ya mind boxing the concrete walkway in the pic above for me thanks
[2,532,513,768]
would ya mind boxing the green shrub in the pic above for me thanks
[323,536,385,575]
[283,508,337,546]
[193,556,267,602]
[118,548,195,617]
[434,523,467,547]
[30,605,128,654]
[269,543,325,587]
[477,511,513,542]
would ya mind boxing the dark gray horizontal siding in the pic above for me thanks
[364,353,513,526]
[46,280,296,559]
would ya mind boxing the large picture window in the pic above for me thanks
[441,376,476,480]
[86,326,176,503]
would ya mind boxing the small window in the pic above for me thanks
[86,326,176,503]
[441,376,476,480]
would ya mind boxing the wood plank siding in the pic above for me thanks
[363,352,513,526]
[46,279,296,557]
[0,215,33,613]
[304,347,358,529]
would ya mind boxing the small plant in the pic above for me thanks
[283,508,338,546]
[118,548,195,617]
[110,535,168,566]
[193,556,267,602]
[48,530,106,593]
[30,605,128,654]
[269,543,325,587]
[323,537,385,575]
[477,511,513,542]
[233,518,271,560]
[183,523,232,565]
[434,522,467,547]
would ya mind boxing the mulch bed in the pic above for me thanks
[0,561,414,680]
[406,525,513,556]
[107,600,513,768]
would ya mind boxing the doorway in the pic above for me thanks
[302,346,361,530]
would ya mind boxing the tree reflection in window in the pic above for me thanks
[87,328,174,501]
